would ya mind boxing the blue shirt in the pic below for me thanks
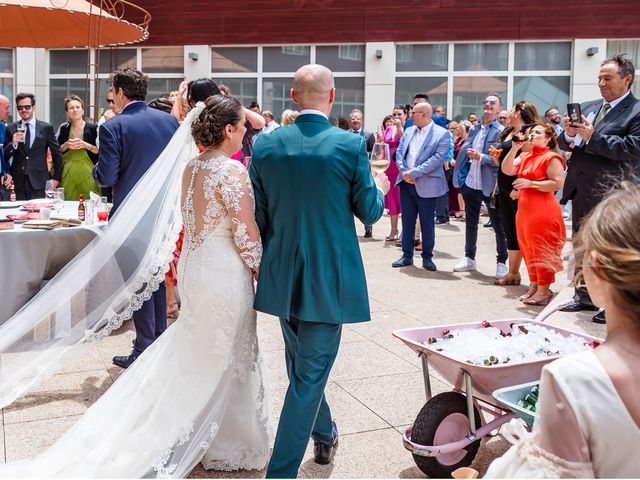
[0,121,6,176]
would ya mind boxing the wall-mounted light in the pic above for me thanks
[188,52,199,61]
[586,47,599,57]
[375,49,383,59]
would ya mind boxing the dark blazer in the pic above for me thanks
[57,121,99,164]
[558,92,640,228]
[251,114,384,324]
[4,120,63,191]
[0,121,7,176]
[349,128,375,153]
[93,102,179,213]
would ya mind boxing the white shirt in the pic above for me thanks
[564,90,631,143]
[299,109,328,119]
[261,121,280,134]
[405,122,433,169]
[14,118,36,149]
[465,123,487,190]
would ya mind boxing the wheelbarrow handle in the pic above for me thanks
[534,295,574,323]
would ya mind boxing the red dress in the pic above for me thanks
[516,146,566,286]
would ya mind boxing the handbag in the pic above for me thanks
[488,181,499,210]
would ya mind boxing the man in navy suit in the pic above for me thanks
[94,68,179,368]
[557,54,640,323]
[392,102,451,271]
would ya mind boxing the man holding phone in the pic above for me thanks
[559,54,640,323]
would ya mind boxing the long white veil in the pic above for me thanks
[0,102,205,409]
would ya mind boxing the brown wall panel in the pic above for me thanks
[128,1,640,46]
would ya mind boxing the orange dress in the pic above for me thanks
[516,146,566,286]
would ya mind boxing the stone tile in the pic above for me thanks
[3,370,113,425]
[59,344,105,374]
[0,411,4,463]
[4,414,81,461]
[336,371,450,427]
[300,427,417,478]
[330,339,419,383]
[262,349,288,391]
[269,381,389,437]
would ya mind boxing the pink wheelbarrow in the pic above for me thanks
[392,304,602,478]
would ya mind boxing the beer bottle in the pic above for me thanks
[78,194,86,221]
[9,182,16,202]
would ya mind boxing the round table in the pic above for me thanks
[0,200,106,323]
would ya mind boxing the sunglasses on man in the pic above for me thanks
[483,99,497,106]
[17,105,33,111]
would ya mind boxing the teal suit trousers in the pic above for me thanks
[265,318,342,478]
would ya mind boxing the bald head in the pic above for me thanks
[412,102,433,128]
[291,64,335,113]
[0,94,9,122]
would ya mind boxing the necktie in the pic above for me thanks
[24,122,31,150]
[594,103,611,126]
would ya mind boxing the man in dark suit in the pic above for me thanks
[348,108,376,237]
[558,54,640,324]
[94,68,179,368]
[3,93,62,200]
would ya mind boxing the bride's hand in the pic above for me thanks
[252,267,260,282]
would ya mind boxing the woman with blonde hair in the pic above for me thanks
[281,109,300,126]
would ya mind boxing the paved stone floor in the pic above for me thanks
[1,214,606,478]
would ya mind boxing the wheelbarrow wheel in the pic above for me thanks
[411,391,482,478]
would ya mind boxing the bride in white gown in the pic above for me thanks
[0,95,270,477]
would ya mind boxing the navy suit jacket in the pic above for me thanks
[93,102,179,213]
[0,121,6,176]
[452,120,504,197]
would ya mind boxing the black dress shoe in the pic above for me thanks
[559,301,599,313]
[364,226,373,238]
[422,259,437,271]
[435,218,449,225]
[592,310,606,324]
[483,220,493,228]
[314,423,338,465]
[112,352,138,369]
[392,257,413,268]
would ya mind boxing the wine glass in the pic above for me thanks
[54,187,65,213]
[370,143,391,175]
[97,196,109,222]
[44,180,56,202]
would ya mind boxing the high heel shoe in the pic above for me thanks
[385,231,400,242]
[518,291,536,302]
[494,273,522,286]
[523,291,554,306]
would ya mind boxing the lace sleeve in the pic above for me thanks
[219,161,262,271]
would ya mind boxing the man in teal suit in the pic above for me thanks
[250,64,389,478]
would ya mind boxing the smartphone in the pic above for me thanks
[567,103,582,125]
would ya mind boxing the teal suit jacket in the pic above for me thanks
[250,113,384,324]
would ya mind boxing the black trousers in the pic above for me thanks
[16,176,45,200]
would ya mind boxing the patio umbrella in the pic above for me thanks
[0,0,149,48]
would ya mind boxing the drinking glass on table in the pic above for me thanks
[97,196,109,222]
[44,180,56,202]
[54,187,64,212]
[369,142,391,174]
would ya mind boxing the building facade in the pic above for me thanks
[1,1,639,130]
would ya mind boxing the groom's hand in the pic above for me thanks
[374,171,390,194]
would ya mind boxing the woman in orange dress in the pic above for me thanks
[501,123,566,305]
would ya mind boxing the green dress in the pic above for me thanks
[60,131,100,201]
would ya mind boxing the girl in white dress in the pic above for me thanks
[485,181,640,478]
[0,96,270,477]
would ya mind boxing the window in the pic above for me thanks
[607,40,640,66]
[452,76,507,120]
[212,78,258,107]
[0,49,13,122]
[141,47,183,74]
[396,44,448,72]
[263,46,310,72]
[98,48,137,74]
[50,50,89,75]
[514,42,571,71]
[49,79,87,127]
[333,77,365,118]
[316,45,365,72]
[395,77,447,110]
[148,78,182,100]
[514,76,570,117]
[262,78,297,119]
[211,47,257,73]
[454,43,508,71]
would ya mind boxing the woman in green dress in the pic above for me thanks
[57,95,100,201]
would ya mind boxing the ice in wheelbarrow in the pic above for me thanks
[422,322,600,365]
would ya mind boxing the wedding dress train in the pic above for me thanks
[0,155,270,478]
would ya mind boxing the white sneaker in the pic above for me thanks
[496,262,508,279]
[453,257,477,272]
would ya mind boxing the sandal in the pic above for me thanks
[518,288,537,301]
[167,302,180,319]
[494,273,522,286]
[523,291,554,306]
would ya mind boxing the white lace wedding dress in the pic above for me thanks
[0,155,271,478]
